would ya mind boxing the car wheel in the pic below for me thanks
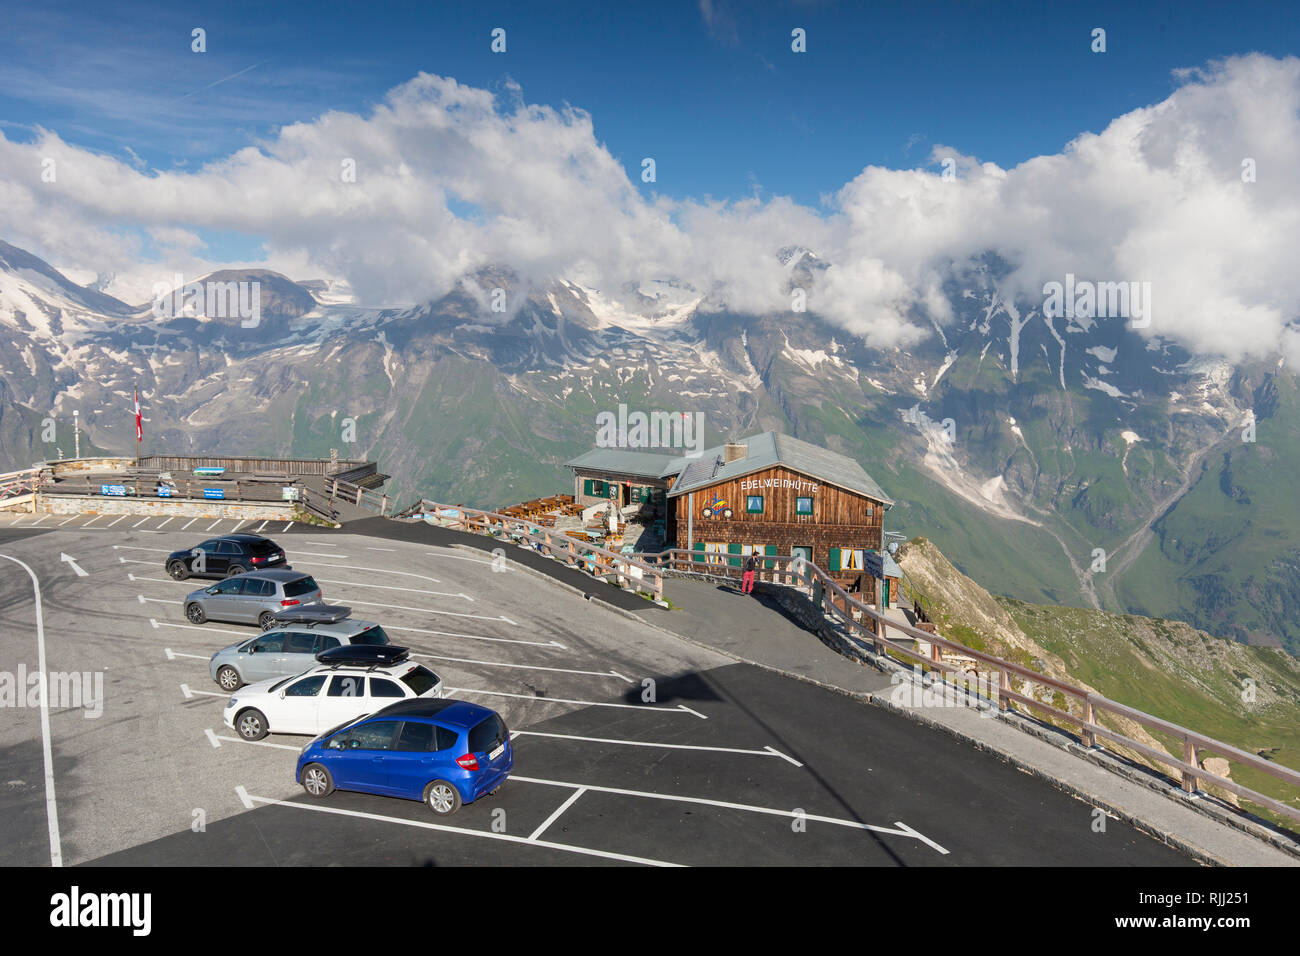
[236,709,269,741]
[185,603,207,624]
[167,560,189,581]
[424,780,462,815]
[301,763,334,798]
[226,565,247,577]
[258,611,276,631]
[215,666,242,691]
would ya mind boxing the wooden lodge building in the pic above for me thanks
[565,431,901,605]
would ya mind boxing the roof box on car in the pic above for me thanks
[272,604,352,626]
[315,644,410,668]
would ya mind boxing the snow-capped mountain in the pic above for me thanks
[0,239,1293,656]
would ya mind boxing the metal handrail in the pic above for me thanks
[636,547,1300,826]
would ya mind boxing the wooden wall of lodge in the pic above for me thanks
[671,464,886,595]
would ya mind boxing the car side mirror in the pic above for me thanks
[206,586,218,594]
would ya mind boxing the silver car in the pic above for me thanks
[184,569,323,630]
[209,608,393,690]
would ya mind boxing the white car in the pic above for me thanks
[224,655,443,741]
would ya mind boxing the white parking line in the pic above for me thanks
[106,515,127,527]
[156,516,174,529]
[511,731,803,766]
[309,577,471,602]
[57,515,77,526]
[206,520,221,531]
[412,652,632,682]
[129,573,179,585]
[132,517,150,528]
[230,520,247,532]
[165,648,210,661]
[82,515,102,527]
[367,547,396,552]
[31,514,50,525]
[510,776,949,853]
[444,686,706,717]
[0,554,63,867]
[344,598,515,626]
[180,683,227,699]
[235,787,681,867]
[528,787,587,841]
[138,594,173,606]
[280,522,293,532]
[113,545,169,553]
[207,730,298,751]
[151,619,249,638]
[182,518,198,530]
[255,521,268,532]
[385,623,565,650]
[424,551,492,565]
[292,560,436,582]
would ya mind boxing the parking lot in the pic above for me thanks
[0,512,1193,866]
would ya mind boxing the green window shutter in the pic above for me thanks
[829,548,842,572]
[764,544,777,570]
[728,543,743,567]
[693,541,706,564]
[583,479,593,496]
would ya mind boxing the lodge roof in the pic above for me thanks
[564,447,682,479]
[566,431,893,506]
[666,432,893,505]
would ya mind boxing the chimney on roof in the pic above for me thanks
[724,442,747,463]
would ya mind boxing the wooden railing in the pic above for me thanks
[0,467,40,493]
[399,499,664,603]
[137,455,370,476]
[637,548,1300,827]
[327,477,390,516]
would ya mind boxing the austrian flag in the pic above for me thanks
[134,387,143,442]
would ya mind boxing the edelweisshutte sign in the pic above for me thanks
[739,477,819,493]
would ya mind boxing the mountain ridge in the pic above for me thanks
[0,238,1294,654]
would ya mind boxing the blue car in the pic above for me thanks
[295,698,513,815]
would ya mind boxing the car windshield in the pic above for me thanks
[351,625,391,646]
[399,664,440,696]
[283,576,318,597]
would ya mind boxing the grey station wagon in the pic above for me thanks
[184,569,323,630]
[208,608,393,690]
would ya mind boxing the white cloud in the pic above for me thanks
[1,55,1299,361]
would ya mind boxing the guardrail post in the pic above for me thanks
[1182,738,1198,794]
[1082,699,1096,748]
[999,667,1012,712]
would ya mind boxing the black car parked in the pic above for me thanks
[165,534,288,580]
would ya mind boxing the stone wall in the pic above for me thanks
[37,494,296,521]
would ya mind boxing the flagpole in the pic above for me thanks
[134,385,141,467]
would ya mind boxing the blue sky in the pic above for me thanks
[2,0,1298,361]
[3,0,1296,215]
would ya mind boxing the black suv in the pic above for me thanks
[165,534,288,580]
